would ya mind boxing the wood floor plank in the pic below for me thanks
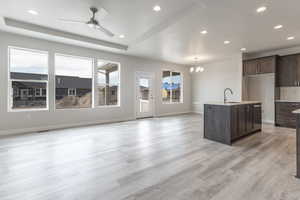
[0,114,299,200]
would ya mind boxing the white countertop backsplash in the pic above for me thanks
[280,87,300,102]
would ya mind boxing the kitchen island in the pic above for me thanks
[292,109,300,178]
[204,101,262,145]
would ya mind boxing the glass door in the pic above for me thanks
[136,72,154,118]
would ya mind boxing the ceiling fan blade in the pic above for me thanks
[96,24,114,37]
[58,19,86,24]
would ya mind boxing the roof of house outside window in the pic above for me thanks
[11,72,92,89]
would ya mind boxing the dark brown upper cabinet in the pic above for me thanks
[243,56,276,76]
[276,54,300,87]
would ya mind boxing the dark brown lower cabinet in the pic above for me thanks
[296,114,300,178]
[204,103,262,145]
[275,102,300,128]
[253,104,262,131]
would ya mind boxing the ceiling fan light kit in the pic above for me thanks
[60,7,115,37]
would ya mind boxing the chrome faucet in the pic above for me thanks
[224,88,233,103]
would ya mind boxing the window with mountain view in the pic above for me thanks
[96,60,120,106]
[55,54,93,109]
[9,47,48,110]
[162,70,183,103]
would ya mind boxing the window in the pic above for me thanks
[55,54,93,109]
[9,47,48,110]
[162,70,183,103]
[35,88,42,97]
[68,88,76,96]
[96,60,120,106]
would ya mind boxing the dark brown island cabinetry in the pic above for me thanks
[243,56,277,76]
[204,103,262,145]
[276,54,300,87]
[275,102,300,128]
[294,111,300,178]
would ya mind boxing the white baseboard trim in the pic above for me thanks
[192,111,203,115]
[263,120,275,125]
[0,117,136,137]
[155,111,193,117]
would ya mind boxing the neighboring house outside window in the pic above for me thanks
[55,54,93,109]
[9,47,48,111]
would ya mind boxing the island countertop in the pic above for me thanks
[293,109,300,114]
[205,101,261,106]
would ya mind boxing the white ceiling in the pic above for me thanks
[0,0,300,64]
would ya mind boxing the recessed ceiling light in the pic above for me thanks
[274,25,283,30]
[153,5,161,12]
[201,30,208,35]
[28,10,38,15]
[224,40,231,44]
[256,6,267,13]
[287,36,295,40]
[241,48,247,51]
[119,34,125,38]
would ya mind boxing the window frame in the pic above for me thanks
[95,59,121,108]
[7,46,49,112]
[161,70,184,104]
[54,53,94,110]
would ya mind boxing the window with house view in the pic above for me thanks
[9,47,48,110]
[96,60,120,106]
[55,54,93,109]
[162,70,183,103]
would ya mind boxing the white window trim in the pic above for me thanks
[95,59,121,108]
[54,53,94,110]
[162,70,184,104]
[7,46,49,112]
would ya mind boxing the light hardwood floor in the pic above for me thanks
[0,114,299,200]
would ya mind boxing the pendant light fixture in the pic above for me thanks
[190,57,204,73]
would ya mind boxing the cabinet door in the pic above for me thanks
[243,60,258,75]
[258,57,275,74]
[277,55,298,87]
[237,105,246,137]
[246,104,254,133]
[296,55,300,83]
[231,106,239,140]
[276,102,299,128]
[253,104,262,131]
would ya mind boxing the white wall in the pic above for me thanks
[245,74,275,124]
[0,31,192,135]
[244,45,300,59]
[192,54,243,113]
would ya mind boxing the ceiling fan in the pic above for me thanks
[59,7,114,37]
